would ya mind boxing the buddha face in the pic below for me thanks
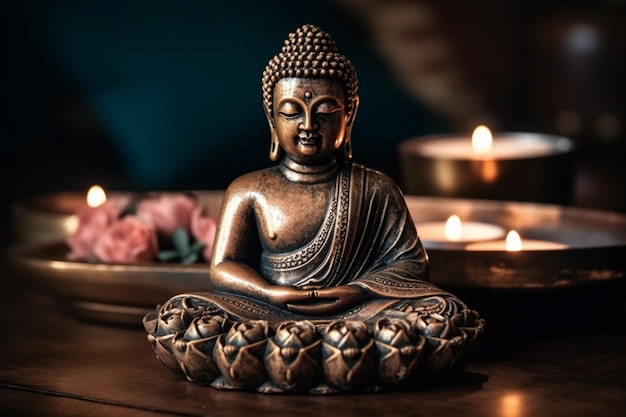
[271,78,354,165]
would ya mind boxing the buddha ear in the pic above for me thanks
[265,106,281,161]
[347,95,360,127]
[343,95,360,160]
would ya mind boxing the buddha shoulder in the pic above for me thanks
[224,167,282,195]
[359,164,405,196]
[220,167,291,213]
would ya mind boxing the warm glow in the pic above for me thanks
[86,185,107,208]
[471,125,493,154]
[500,393,523,417]
[444,215,462,241]
[505,230,522,251]
[480,159,499,183]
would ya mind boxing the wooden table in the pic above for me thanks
[1,256,626,417]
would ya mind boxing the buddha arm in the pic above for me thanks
[209,179,312,308]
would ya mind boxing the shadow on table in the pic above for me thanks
[450,278,626,362]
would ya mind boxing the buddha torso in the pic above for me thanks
[232,162,339,255]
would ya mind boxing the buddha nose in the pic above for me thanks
[299,113,318,131]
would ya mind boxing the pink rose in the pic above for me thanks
[66,196,130,261]
[137,193,198,236]
[92,216,158,264]
[190,206,217,262]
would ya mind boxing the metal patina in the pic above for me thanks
[144,24,485,394]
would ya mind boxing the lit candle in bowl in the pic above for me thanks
[13,185,111,244]
[398,126,575,204]
[465,230,568,251]
[417,215,506,249]
[404,195,626,290]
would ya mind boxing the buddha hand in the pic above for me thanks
[265,285,317,311]
[287,285,369,315]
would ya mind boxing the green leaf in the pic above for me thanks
[182,252,199,265]
[189,240,206,253]
[172,228,190,252]
[157,250,181,262]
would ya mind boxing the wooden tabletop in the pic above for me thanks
[1,257,626,417]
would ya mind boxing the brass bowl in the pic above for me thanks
[8,190,225,325]
[8,243,211,326]
[406,197,626,289]
[12,192,84,244]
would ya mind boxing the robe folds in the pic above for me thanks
[262,162,443,298]
[170,162,464,324]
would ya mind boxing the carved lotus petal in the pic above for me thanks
[280,346,298,360]
[183,314,231,341]
[224,321,269,346]
[421,332,467,378]
[274,320,318,348]
[214,321,269,389]
[325,320,370,350]
[374,318,425,385]
[265,339,322,391]
[156,307,186,335]
[451,309,480,327]
[450,309,486,369]
[451,309,486,343]
[412,313,469,378]
[179,297,217,328]
[148,332,185,375]
[343,347,361,360]
[374,318,415,347]
[172,330,222,383]
[415,313,461,340]
[322,320,376,391]
[142,310,159,334]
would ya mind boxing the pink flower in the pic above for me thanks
[137,193,198,236]
[92,216,158,264]
[66,196,130,261]
[190,206,217,262]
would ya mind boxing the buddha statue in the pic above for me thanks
[144,24,485,394]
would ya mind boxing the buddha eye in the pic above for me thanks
[315,101,342,118]
[277,102,302,118]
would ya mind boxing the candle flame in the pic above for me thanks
[86,185,107,208]
[444,215,462,241]
[472,125,493,154]
[505,230,522,251]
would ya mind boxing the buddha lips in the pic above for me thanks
[296,132,322,145]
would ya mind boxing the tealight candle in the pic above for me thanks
[416,126,563,159]
[417,214,506,249]
[465,230,568,251]
[398,126,575,204]
[13,185,109,244]
[403,195,626,290]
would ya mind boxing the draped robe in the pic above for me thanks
[169,162,464,325]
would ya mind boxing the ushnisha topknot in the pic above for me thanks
[262,24,359,116]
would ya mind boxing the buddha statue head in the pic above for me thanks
[261,24,360,163]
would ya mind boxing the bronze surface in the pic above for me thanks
[145,24,484,393]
